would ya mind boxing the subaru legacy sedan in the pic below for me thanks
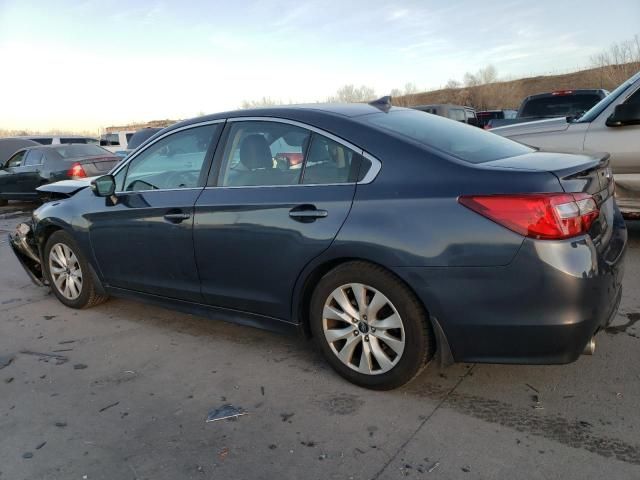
[10,102,627,390]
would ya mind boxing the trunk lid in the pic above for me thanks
[72,155,120,176]
[482,151,613,201]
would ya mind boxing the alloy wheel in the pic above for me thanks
[48,243,83,300]
[322,283,405,375]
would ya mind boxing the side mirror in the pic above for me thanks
[91,174,116,197]
[606,103,640,127]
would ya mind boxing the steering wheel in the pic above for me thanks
[165,170,197,188]
[127,179,159,191]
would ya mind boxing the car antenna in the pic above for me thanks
[369,96,392,113]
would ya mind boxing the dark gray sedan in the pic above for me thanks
[0,144,120,205]
[9,102,627,389]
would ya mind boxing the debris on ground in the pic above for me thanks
[281,412,295,422]
[58,340,76,345]
[99,401,120,413]
[20,350,68,365]
[54,422,67,427]
[206,404,247,423]
[73,363,88,370]
[462,465,471,472]
[525,383,539,394]
[531,394,544,410]
[218,447,229,460]
[35,442,46,450]
[427,461,440,473]
[0,354,14,369]
[22,452,33,459]
[4,377,14,384]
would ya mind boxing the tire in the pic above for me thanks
[0,199,7,207]
[310,261,434,390]
[43,230,108,309]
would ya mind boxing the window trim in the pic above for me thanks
[110,117,382,192]
[111,120,226,194]
[216,117,381,187]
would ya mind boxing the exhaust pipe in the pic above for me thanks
[583,337,596,355]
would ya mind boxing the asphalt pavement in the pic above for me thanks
[1,202,639,480]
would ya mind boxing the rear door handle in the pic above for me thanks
[163,212,191,223]
[289,206,328,222]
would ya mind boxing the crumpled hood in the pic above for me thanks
[492,117,571,137]
[36,177,96,196]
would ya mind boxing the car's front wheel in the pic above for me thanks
[310,261,434,390]
[44,230,108,309]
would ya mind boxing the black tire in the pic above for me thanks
[310,261,434,390]
[43,230,108,309]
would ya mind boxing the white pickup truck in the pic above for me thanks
[493,71,640,217]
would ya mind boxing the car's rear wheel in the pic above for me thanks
[44,231,108,309]
[310,261,434,390]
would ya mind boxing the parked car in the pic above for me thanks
[17,135,99,145]
[10,103,626,389]
[493,71,640,217]
[100,131,136,153]
[487,89,608,128]
[477,109,517,129]
[0,144,119,205]
[113,128,163,158]
[0,138,40,166]
[412,104,478,125]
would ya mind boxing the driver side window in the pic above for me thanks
[118,124,218,192]
[6,151,27,168]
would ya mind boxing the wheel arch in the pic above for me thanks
[292,256,454,366]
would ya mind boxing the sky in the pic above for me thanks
[0,0,639,132]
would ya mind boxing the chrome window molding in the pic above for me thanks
[227,116,382,185]
[110,119,226,178]
[110,116,382,193]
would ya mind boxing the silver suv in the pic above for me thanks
[493,71,640,217]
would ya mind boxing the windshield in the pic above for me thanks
[576,71,640,123]
[360,110,534,164]
[53,144,112,158]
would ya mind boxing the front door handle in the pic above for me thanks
[163,212,191,223]
[289,205,328,222]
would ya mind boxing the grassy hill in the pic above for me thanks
[395,62,640,110]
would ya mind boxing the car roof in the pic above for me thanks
[164,103,405,132]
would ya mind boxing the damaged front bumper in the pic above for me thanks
[9,222,46,287]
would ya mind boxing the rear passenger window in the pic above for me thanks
[218,121,310,187]
[302,134,360,184]
[24,150,44,166]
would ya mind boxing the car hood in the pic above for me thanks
[36,177,96,196]
[492,117,571,137]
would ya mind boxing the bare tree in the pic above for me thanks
[240,97,283,109]
[445,79,461,89]
[591,35,640,86]
[327,85,376,103]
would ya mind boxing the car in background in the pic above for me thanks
[477,109,517,129]
[9,102,626,390]
[100,131,136,153]
[0,138,40,166]
[412,104,478,126]
[493,71,640,217]
[0,144,119,205]
[113,128,163,158]
[18,135,99,145]
[487,89,608,128]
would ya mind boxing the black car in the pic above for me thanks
[10,102,627,390]
[0,144,120,205]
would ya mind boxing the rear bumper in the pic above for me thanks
[395,212,627,364]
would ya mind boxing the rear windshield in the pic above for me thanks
[30,138,53,145]
[52,144,111,159]
[360,110,533,164]
[520,94,603,118]
[60,137,99,145]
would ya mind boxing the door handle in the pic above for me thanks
[289,205,328,222]
[163,212,191,223]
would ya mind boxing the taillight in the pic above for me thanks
[459,193,599,240]
[67,162,87,179]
